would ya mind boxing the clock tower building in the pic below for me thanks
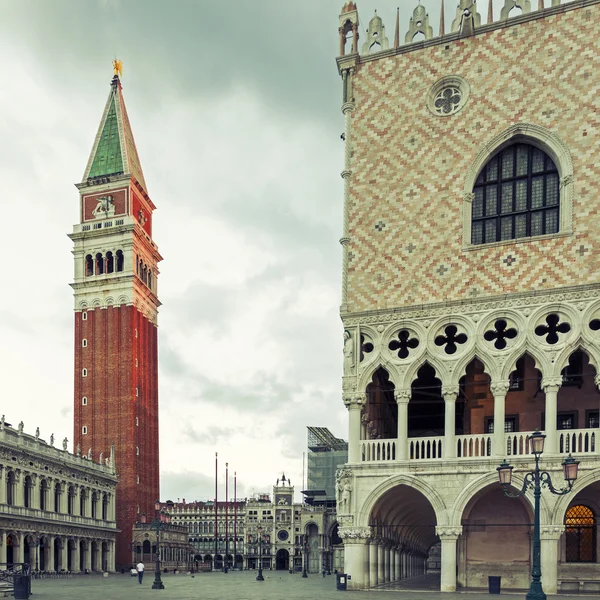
[69,69,162,569]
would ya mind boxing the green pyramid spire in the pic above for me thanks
[83,76,148,192]
[88,94,124,178]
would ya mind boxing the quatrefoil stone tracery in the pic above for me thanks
[534,314,571,345]
[388,330,419,359]
[484,319,518,350]
[360,334,374,362]
[434,325,468,355]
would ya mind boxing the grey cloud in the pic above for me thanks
[182,424,240,447]
[161,470,215,503]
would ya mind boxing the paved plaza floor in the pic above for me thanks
[25,570,584,600]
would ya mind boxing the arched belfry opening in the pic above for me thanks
[409,363,444,437]
[364,367,397,440]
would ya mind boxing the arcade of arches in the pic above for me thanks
[342,349,600,592]
[0,423,117,572]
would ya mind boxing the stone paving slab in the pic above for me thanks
[26,571,584,600]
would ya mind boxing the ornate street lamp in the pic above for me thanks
[256,526,264,581]
[302,535,309,578]
[149,500,170,590]
[497,431,579,600]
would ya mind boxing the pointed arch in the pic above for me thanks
[405,354,447,389]
[500,347,547,381]
[357,358,400,392]
[450,352,494,387]
[463,122,574,246]
[554,343,600,378]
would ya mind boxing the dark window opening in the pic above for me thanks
[565,505,596,563]
[509,357,525,391]
[472,143,559,245]
[85,255,94,277]
[562,352,584,387]
[106,251,114,274]
[95,253,104,275]
[116,250,124,272]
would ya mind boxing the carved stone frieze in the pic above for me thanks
[435,526,463,539]
[339,526,372,541]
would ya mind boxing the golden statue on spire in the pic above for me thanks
[113,59,123,78]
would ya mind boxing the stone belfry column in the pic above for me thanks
[344,393,366,462]
[395,391,410,460]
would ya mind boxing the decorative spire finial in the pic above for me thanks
[538,0,544,9]
[394,7,400,47]
[488,0,494,23]
[440,0,446,35]
[113,59,123,78]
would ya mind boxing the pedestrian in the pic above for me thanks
[136,561,145,584]
[322,566,326,578]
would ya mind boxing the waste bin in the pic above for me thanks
[336,572,347,591]
[488,576,501,594]
[14,574,30,600]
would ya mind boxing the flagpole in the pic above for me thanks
[225,462,229,571]
[214,452,218,569]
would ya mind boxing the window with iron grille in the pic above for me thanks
[565,505,596,562]
[472,143,559,245]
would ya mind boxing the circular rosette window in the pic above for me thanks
[277,530,289,541]
[388,329,419,360]
[434,324,468,356]
[483,318,519,351]
[360,333,375,363]
[534,313,572,345]
[427,76,470,117]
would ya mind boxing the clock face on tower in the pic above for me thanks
[277,530,289,541]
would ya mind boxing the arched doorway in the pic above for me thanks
[460,484,531,589]
[214,554,223,570]
[306,524,319,573]
[142,540,151,563]
[330,523,344,573]
[234,554,243,569]
[203,554,213,571]
[276,549,289,570]
[6,534,15,565]
[368,484,437,588]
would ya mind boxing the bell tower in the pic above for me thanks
[69,63,162,569]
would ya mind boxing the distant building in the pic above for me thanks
[0,421,117,572]
[304,427,348,506]
[169,474,341,573]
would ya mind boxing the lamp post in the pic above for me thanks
[256,526,264,581]
[302,535,309,578]
[497,431,579,600]
[146,500,171,590]
[327,545,333,575]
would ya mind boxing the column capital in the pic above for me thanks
[542,377,562,393]
[442,386,459,402]
[540,525,565,540]
[341,101,355,115]
[343,393,366,409]
[339,526,372,543]
[435,526,463,540]
[395,390,411,403]
[490,381,510,396]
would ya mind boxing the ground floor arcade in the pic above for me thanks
[0,526,115,573]
[340,466,600,593]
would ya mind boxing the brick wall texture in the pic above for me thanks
[346,3,600,314]
[74,305,159,568]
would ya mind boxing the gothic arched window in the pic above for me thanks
[472,143,559,245]
[565,504,596,562]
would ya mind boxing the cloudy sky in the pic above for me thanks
[0,0,535,502]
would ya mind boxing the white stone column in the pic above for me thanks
[60,540,68,571]
[390,547,396,581]
[541,527,563,594]
[344,394,366,463]
[384,544,391,582]
[396,391,410,460]
[0,531,6,564]
[340,527,371,590]
[369,541,378,586]
[85,541,92,571]
[108,540,115,572]
[16,532,24,563]
[377,543,384,584]
[542,378,561,454]
[436,526,462,592]
[395,550,401,581]
[15,471,24,506]
[491,382,509,457]
[47,536,55,571]
[442,386,458,459]
[73,540,81,572]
